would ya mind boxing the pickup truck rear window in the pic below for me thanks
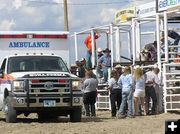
[7,56,69,73]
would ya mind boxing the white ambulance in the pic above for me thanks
[0,31,82,123]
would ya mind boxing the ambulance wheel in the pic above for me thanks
[4,97,17,123]
[70,107,82,122]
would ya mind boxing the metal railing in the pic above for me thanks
[163,63,180,113]
[95,84,111,110]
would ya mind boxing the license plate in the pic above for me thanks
[43,100,56,107]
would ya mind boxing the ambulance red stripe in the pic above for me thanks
[0,34,67,39]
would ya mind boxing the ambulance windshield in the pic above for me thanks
[7,56,69,73]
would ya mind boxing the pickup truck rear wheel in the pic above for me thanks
[70,107,82,122]
[4,97,17,123]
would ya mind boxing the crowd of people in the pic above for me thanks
[73,31,166,118]
[76,55,162,118]
[76,47,112,83]
[75,62,162,118]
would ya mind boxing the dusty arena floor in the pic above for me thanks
[0,111,179,134]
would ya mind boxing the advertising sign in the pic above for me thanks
[136,1,156,18]
[115,7,135,23]
[158,0,180,12]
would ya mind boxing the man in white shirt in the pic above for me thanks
[145,67,160,115]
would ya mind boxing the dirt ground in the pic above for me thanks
[0,111,179,134]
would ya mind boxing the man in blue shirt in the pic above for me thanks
[98,48,111,82]
[96,48,104,78]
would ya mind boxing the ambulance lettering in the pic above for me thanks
[9,42,50,48]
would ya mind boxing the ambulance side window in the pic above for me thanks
[1,59,6,71]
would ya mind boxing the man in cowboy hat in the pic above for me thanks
[98,48,111,83]
[96,48,104,78]
[97,48,103,59]
[80,58,87,69]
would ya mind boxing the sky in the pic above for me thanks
[0,0,154,64]
[0,0,153,32]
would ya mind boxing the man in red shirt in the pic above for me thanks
[84,32,100,69]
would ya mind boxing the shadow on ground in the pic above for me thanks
[0,116,111,123]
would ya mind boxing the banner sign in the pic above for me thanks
[158,0,180,12]
[136,1,156,18]
[115,7,135,23]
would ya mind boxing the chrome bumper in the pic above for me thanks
[10,96,83,108]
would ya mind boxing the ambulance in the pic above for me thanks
[0,31,83,123]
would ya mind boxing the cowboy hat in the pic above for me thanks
[97,48,102,52]
[134,65,140,69]
[103,48,111,53]
[114,64,122,69]
[80,58,86,62]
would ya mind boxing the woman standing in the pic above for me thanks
[117,66,133,118]
[83,70,98,117]
[133,67,146,116]
[107,70,122,117]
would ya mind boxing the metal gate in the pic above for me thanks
[95,84,111,110]
[163,63,180,113]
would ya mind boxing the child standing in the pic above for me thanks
[83,70,98,117]
[107,70,122,117]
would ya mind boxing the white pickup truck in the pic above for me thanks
[0,31,83,123]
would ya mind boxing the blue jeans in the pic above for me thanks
[96,67,103,78]
[86,51,92,69]
[96,67,108,82]
[118,88,133,116]
[102,67,108,82]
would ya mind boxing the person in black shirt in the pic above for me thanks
[76,60,85,78]
[161,30,180,52]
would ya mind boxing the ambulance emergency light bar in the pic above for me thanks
[0,31,69,39]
